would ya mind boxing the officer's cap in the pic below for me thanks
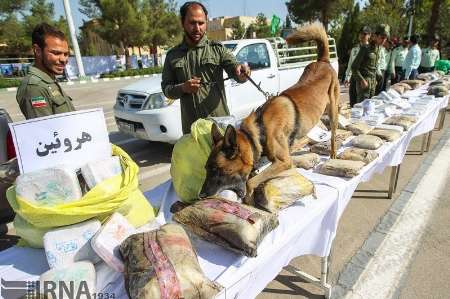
[375,24,390,39]
[360,26,371,34]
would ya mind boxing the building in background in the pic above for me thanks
[207,16,257,41]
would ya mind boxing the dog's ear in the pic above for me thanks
[211,123,223,145]
[223,125,238,159]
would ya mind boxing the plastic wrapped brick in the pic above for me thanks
[39,261,96,299]
[81,156,122,189]
[16,167,82,206]
[173,198,279,257]
[310,139,343,156]
[352,135,384,150]
[43,219,101,268]
[91,212,136,272]
[369,128,402,142]
[254,169,315,213]
[337,147,378,165]
[291,152,321,170]
[120,224,222,299]
[383,115,417,131]
[319,159,365,178]
[345,122,373,135]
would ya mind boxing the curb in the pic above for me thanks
[332,128,450,298]
[0,73,160,92]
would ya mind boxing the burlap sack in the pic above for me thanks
[338,147,378,165]
[120,223,222,299]
[310,140,343,156]
[345,122,373,135]
[383,115,417,131]
[369,128,402,142]
[173,198,279,257]
[352,135,384,150]
[401,80,424,89]
[254,169,315,213]
[397,82,413,90]
[319,159,365,178]
[291,152,321,170]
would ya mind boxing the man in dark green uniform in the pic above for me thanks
[161,1,250,134]
[352,24,390,103]
[16,23,75,120]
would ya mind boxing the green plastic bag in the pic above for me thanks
[435,60,450,74]
[170,119,223,203]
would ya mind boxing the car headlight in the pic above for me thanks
[142,92,174,110]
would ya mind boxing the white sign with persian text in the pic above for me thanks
[9,109,111,174]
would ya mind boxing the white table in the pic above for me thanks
[0,94,447,299]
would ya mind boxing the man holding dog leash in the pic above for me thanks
[161,1,250,134]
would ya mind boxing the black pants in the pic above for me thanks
[349,77,357,107]
[394,67,404,83]
[418,66,434,73]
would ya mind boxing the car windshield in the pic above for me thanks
[223,43,237,51]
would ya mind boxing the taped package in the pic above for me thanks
[319,159,365,178]
[81,156,122,189]
[352,135,384,150]
[383,115,418,131]
[338,147,378,165]
[173,198,279,257]
[91,212,136,272]
[120,224,222,299]
[345,122,373,135]
[254,168,316,213]
[39,261,96,299]
[310,139,343,156]
[291,152,321,170]
[15,167,82,206]
[369,128,402,142]
[43,219,101,268]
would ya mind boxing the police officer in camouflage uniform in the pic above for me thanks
[16,23,75,120]
[352,24,390,103]
[161,1,250,134]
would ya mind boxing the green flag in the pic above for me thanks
[271,15,281,36]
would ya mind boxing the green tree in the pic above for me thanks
[0,0,29,19]
[284,15,292,29]
[254,13,271,38]
[0,15,29,56]
[337,3,361,78]
[79,0,148,69]
[142,0,182,64]
[286,0,352,31]
[230,19,246,40]
[360,0,407,39]
[23,0,55,37]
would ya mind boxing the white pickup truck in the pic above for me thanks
[113,37,338,143]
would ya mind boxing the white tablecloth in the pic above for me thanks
[0,93,447,299]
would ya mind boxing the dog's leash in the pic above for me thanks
[244,73,273,100]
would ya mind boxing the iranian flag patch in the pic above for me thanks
[31,96,47,108]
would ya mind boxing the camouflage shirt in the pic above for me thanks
[161,35,243,134]
[16,66,75,120]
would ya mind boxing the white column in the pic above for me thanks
[63,0,85,77]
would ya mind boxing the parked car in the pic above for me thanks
[113,37,339,143]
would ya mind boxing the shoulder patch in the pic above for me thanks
[31,96,48,108]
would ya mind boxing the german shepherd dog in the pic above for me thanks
[199,23,339,204]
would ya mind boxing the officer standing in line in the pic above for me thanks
[391,37,409,83]
[419,35,440,73]
[344,26,371,107]
[352,24,390,104]
[402,34,422,80]
[16,23,75,120]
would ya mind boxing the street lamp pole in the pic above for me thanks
[62,0,85,78]
[407,0,415,39]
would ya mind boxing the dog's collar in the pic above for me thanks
[239,126,261,167]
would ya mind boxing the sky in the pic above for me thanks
[51,0,289,34]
